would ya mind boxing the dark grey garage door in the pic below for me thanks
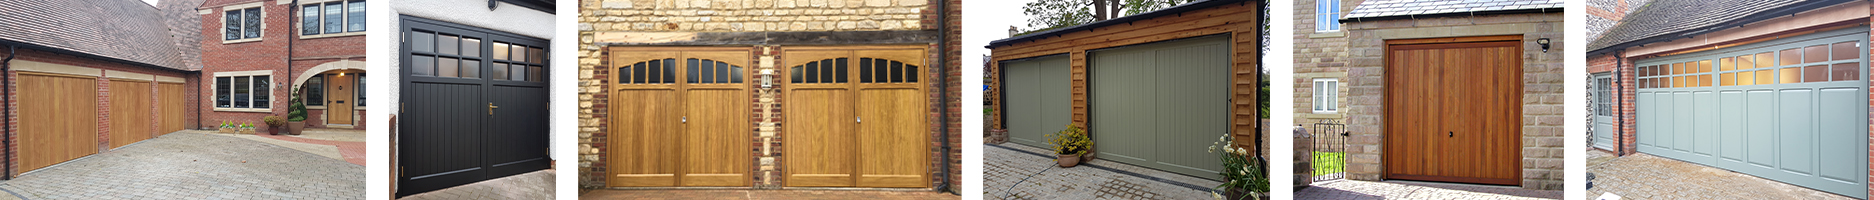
[1001,55,1070,148]
[397,16,551,197]
[1635,27,1867,198]
[1089,35,1230,179]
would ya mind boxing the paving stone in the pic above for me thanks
[1297,180,1560,199]
[399,169,555,200]
[581,189,956,199]
[0,131,363,199]
[1585,148,1854,200]
[984,144,1219,200]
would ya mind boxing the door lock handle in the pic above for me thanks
[857,116,862,123]
[682,116,687,123]
[1449,131,1453,137]
[487,102,498,115]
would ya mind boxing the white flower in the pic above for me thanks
[1219,135,1228,142]
[1211,192,1223,200]
[1208,146,1216,153]
[1236,147,1247,155]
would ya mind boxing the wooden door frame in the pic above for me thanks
[604,46,754,187]
[779,45,930,188]
[1379,35,1524,185]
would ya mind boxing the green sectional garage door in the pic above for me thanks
[1635,27,1867,198]
[1002,55,1072,148]
[1090,35,1229,179]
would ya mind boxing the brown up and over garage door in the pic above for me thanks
[1382,36,1523,185]
[14,60,186,174]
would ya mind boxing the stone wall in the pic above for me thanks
[1291,0,1360,125]
[586,0,929,32]
[1341,12,1566,190]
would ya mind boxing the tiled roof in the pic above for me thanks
[160,0,208,70]
[1587,0,1843,52]
[1342,0,1565,21]
[0,0,189,70]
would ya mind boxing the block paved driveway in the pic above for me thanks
[580,189,958,199]
[1296,180,1561,199]
[399,169,555,200]
[1585,149,1852,199]
[0,130,363,199]
[984,143,1219,200]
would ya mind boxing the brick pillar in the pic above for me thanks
[755,46,782,189]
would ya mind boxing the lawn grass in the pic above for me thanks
[1312,151,1344,176]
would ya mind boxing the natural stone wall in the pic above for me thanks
[1341,12,1566,190]
[585,0,928,32]
[1291,0,1359,124]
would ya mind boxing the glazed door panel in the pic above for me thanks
[1593,74,1614,150]
[784,47,928,188]
[1382,39,1522,185]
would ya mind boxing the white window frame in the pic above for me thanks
[1313,78,1338,113]
[213,70,275,112]
[221,2,265,44]
[298,0,367,39]
[1315,0,1340,32]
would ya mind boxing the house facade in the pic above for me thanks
[1293,0,1361,124]
[1584,0,1647,154]
[575,0,962,191]
[1335,0,1565,190]
[0,0,366,179]
[199,0,369,130]
[1587,0,1873,198]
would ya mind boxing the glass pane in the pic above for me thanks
[1671,63,1682,75]
[324,3,342,34]
[528,66,542,82]
[244,8,260,38]
[891,61,904,82]
[1757,69,1774,85]
[308,76,324,105]
[874,59,889,83]
[1756,53,1774,68]
[835,58,847,83]
[686,58,700,83]
[648,59,661,83]
[233,76,250,108]
[253,76,269,108]
[1699,74,1711,87]
[346,1,365,32]
[1736,56,1754,70]
[513,45,528,62]
[413,32,434,53]
[660,58,676,83]
[1779,68,1800,84]
[805,61,819,83]
[1720,73,1734,86]
[1780,48,1800,66]
[717,61,731,83]
[412,55,434,76]
[821,59,836,83]
[438,35,459,55]
[514,64,528,81]
[493,43,510,60]
[790,66,802,83]
[907,65,919,82]
[701,59,716,83]
[461,37,481,58]
[1833,63,1858,81]
[530,47,544,63]
[1720,57,1734,71]
[492,63,509,80]
[225,11,241,40]
[1638,79,1647,89]
[438,57,458,77]
[1672,76,1682,88]
[1804,65,1828,82]
[302,4,320,35]
[216,77,231,107]
[859,58,873,83]
[1833,42,1858,61]
[634,61,648,84]
[730,65,744,83]
[1698,60,1710,73]
[356,74,365,106]
[1804,45,1828,63]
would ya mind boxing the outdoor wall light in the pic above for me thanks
[760,69,774,88]
[1537,38,1551,53]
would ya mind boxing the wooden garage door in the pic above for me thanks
[1634,28,1867,198]
[397,16,551,197]
[159,82,186,134]
[607,48,752,187]
[1000,55,1070,148]
[18,73,99,173]
[1088,35,1230,180]
[783,46,928,188]
[1382,36,1522,185]
[109,79,152,149]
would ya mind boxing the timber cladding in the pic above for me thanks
[987,0,1262,153]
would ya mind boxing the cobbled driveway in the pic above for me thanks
[0,131,364,199]
[1585,149,1852,199]
[1297,180,1561,199]
[984,143,1221,200]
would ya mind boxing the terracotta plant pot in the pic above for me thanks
[287,121,305,135]
[267,126,282,135]
[1057,154,1080,168]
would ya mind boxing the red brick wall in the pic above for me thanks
[199,2,366,129]
[943,0,962,192]
[0,48,191,177]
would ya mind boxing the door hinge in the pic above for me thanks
[399,166,404,177]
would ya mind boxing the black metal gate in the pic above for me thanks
[396,16,551,197]
[1312,120,1348,182]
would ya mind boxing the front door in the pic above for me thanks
[396,16,552,197]
[326,73,354,125]
[783,46,928,188]
[607,48,751,187]
[1592,73,1614,150]
[1381,36,1523,185]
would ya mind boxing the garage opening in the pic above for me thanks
[783,47,929,188]
[999,54,1070,149]
[397,16,552,197]
[1381,36,1523,186]
[1088,35,1231,180]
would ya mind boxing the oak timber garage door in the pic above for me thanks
[18,73,99,173]
[397,16,551,197]
[109,79,151,149]
[1634,28,1867,198]
[1382,36,1521,185]
[1000,55,1070,148]
[783,46,928,188]
[159,82,186,134]
[607,48,752,187]
[1089,35,1229,179]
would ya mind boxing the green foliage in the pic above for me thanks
[1044,124,1092,155]
[262,116,286,127]
[1209,134,1269,199]
[1312,151,1344,176]
[220,121,235,128]
[1017,0,1202,35]
[287,88,308,122]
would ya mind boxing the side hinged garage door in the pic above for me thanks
[398,16,551,197]
[1089,35,1230,179]
[783,46,929,188]
[17,70,100,174]
[1381,36,1523,186]
[1001,55,1070,148]
[607,47,752,187]
[108,77,152,149]
[1635,27,1868,198]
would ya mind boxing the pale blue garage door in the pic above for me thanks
[1635,27,1867,198]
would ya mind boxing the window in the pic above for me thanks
[1596,77,1612,116]
[307,75,325,106]
[406,18,549,83]
[1315,0,1339,32]
[356,73,366,106]
[224,7,261,41]
[1313,78,1337,113]
[302,0,365,36]
[216,75,271,109]
[858,58,918,83]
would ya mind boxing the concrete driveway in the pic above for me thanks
[0,131,364,199]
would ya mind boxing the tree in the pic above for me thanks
[1019,0,1200,34]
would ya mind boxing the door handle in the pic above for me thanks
[856,116,862,123]
[682,116,687,123]
[1449,131,1453,137]
[487,102,498,115]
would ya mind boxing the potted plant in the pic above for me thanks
[238,122,257,134]
[1044,124,1092,168]
[1209,134,1269,200]
[262,116,286,135]
[218,121,237,133]
[286,88,308,135]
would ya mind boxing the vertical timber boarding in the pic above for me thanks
[781,46,929,188]
[606,47,753,187]
[16,72,99,174]
[396,15,553,197]
[1380,36,1523,185]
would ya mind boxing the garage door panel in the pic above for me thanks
[1692,92,1715,156]
[1746,90,1779,167]
[19,74,99,173]
[1091,48,1155,165]
[1818,88,1863,182]
[609,89,679,186]
[1777,89,1812,174]
[109,80,152,149]
[159,83,186,134]
[1004,60,1042,146]
[1719,91,1745,162]
[857,88,925,188]
[786,89,854,187]
[1383,39,1521,185]
[1151,42,1228,176]
[683,89,748,186]
[1673,92,1692,152]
